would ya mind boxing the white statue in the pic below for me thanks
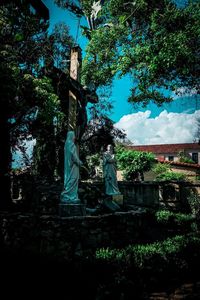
[103,144,121,196]
[60,131,83,203]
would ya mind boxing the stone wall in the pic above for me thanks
[0,210,192,261]
[159,181,200,211]
[119,181,159,208]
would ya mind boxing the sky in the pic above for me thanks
[42,0,200,146]
[12,0,200,168]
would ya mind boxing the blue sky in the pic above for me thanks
[12,0,199,168]
[42,0,199,145]
[43,1,199,116]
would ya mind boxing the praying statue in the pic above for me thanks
[60,131,83,203]
[103,144,121,196]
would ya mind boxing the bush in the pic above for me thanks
[178,151,195,164]
[155,210,194,225]
[179,157,195,164]
[153,162,186,181]
[116,146,155,181]
[152,163,170,175]
[155,171,186,181]
[188,193,200,219]
[96,234,200,270]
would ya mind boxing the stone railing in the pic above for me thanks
[80,180,200,211]
[10,171,200,213]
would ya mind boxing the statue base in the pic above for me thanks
[59,203,86,217]
[103,197,121,212]
[112,194,124,206]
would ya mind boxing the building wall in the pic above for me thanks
[117,166,200,182]
[161,151,200,163]
[186,150,200,164]
[163,149,200,164]
[129,144,200,164]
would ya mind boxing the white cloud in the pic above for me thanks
[115,110,200,145]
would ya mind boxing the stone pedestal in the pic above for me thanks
[59,203,86,217]
[112,194,124,205]
[103,197,121,212]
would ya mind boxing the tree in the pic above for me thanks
[0,1,61,208]
[80,89,126,153]
[79,94,126,178]
[0,1,42,207]
[43,22,73,73]
[81,115,125,154]
[55,0,200,106]
[32,23,74,179]
[116,146,155,181]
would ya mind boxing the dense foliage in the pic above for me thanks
[56,0,200,106]
[155,210,194,225]
[0,1,74,206]
[81,114,125,155]
[178,151,196,164]
[0,2,47,206]
[96,233,200,268]
[152,162,186,181]
[116,146,155,180]
[80,95,126,178]
[94,208,200,297]
[188,193,200,219]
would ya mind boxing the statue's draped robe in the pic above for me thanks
[103,151,120,196]
[61,131,82,203]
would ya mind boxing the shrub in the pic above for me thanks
[116,146,155,181]
[96,234,200,270]
[179,157,195,164]
[152,163,170,175]
[188,193,200,219]
[178,151,195,164]
[155,210,194,225]
[153,162,186,181]
[155,171,186,181]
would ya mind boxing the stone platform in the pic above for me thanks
[102,194,123,212]
[59,203,86,217]
[112,194,124,205]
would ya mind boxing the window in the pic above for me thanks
[192,153,198,164]
[168,156,174,161]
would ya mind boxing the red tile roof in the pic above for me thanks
[127,143,200,154]
[157,158,200,169]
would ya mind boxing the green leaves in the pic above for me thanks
[14,33,24,42]
[152,162,186,181]
[80,0,200,106]
[82,22,128,87]
[155,210,194,225]
[116,146,155,180]
[96,233,200,269]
